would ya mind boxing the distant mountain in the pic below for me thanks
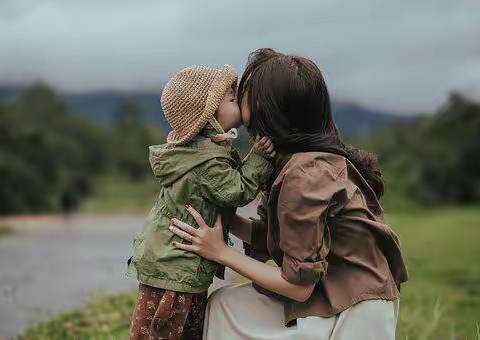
[0,86,19,104]
[0,85,416,136]
[0,85,167,126]
[64,91,168,126]
[332,101,417,136]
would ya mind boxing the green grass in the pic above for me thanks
[388,207,480,339]
[18,294,136,340]
[80,175,157,214]
[0,224,14,237]
[19,206,480,340]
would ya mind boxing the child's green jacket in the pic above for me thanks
[127,138,273,293]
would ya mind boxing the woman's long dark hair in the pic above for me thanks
[238,48,385,199]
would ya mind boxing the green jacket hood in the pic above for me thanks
[149,139,234,186]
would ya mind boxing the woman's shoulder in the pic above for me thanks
[278,152,347,182]
[272,152,349,204]
[270,152,348,194]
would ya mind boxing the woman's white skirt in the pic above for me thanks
[203,283,399,340]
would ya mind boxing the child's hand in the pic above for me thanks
[252,136,276,159]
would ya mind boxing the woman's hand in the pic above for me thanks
[171,206,316,302]
[170,205,228,263]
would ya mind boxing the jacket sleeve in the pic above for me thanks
[278,161,345,286]
[195,152,273,208]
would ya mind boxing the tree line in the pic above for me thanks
[0,84,164,215]
[371,92,480,205]
[1,85,478,215]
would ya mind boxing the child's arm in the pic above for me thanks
[193,137,275,208]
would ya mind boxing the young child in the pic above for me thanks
[127,64,275,340]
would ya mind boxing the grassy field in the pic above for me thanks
[389,207,480,339]
[19,206,480,340]
[80,175,156,214]
[18,294,136,340]
[0,224,14,237]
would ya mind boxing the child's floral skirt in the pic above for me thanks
[129,283,207,340]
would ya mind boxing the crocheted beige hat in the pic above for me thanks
[161,64,237,145]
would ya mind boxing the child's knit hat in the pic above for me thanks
[161,64,237,145]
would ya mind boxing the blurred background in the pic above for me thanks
[0,0,479,339]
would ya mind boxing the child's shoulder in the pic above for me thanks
[150,138,226,153]
[149,138,237,168]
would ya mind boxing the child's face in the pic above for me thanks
[216,86,242,131]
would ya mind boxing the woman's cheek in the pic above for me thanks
[240,95,250,127]
[241,109,250,127]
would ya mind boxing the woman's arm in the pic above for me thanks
[170,208,314,302]
[229,214,252,244]
[219,246,314,302]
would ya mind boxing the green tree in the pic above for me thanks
[370,92,480,205]
[0,84,111,214]
[113,99,157,181]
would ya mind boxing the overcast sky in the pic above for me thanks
[1,0,479,113]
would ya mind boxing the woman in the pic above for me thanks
[169,48,408,339]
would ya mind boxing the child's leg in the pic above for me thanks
[129,283,207,340]
[129,283,164,338]
[181,291,208,340]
